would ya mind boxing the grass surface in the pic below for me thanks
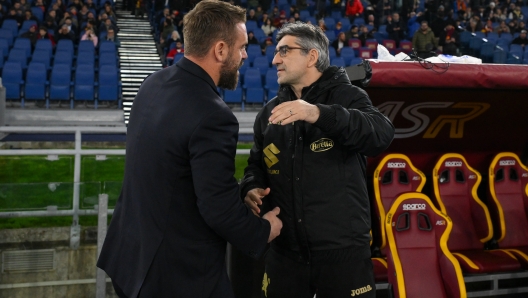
[0,145,252,229]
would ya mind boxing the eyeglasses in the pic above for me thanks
[273,45,309,57]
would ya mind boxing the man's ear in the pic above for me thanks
[307,48,319,68]
[214,40,228,62]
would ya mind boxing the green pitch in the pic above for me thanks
[0,145,252,229]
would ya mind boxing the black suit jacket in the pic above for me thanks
[97,57,271,298]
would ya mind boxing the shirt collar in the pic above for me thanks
[176,57,220,96]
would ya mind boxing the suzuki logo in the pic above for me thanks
[263,143,280,168]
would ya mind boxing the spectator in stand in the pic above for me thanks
[37,25,56,47]
[366,14,377,30]
[358,25,373,46]
[85,19,98,36]
[56,23,75,41]
[292,11,301,22]
[491,8,506,23]
[261,18,276,36]
[54,0,67,15]
[135,0,145,19]
[81,27,98,46]
[78,4,90,24]
[160,18,175,44]
[387,13,405,46]
[346,24,360,40]
[407,11,422,39]
[105,28,120,47]
[466,17,482,33]
[100,18,119,34]
[85,0,97,11]
[273,9,287,29]
[19,0,31,12]
[484,1,496,20]
[334,21,344,35]
[165,39,184,63]
[5,8,23,28]
[59,13,78,33]
[508,5,523,21]
[44,15,58,32]
[346,0,363,22]
[68,0,82,12]
[164,30,181,51]
[517,21,526,34]
[381,0,392,22]
[495,20,510,35]
[247,9,258,22]
[33,0,47,15]
[511,29,528,48]
[247,31,259,44]
[23,10,39,23]
[260,36,273,54]
[21,24,39,47]
[318,19,327,32]
[104,3,117,22]
[255,5,264,20]
[260,12,270,28]
[412,21,437,58]
[332,31,348,55]
[456,0,468,16]
[439,22,459,56]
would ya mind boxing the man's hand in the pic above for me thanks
[262,207,282,242]
[244,187,270,216]
[268,100,320,126]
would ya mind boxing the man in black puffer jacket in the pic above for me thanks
[241,22,395,298]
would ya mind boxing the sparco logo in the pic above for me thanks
[445,161,462,167]
[388,162,406,168]
[351,285,373,296]
[499,160,516,166]
[403,204,426,210]
[310,138,334,152]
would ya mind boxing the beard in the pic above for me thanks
[218,55,244,90]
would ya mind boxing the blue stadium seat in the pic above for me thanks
[49,64,72,101]
[353,18,365,26]
[340,18,351,31]
[325,30,336,42]
[306,17,317,26]
[99,41,117,56]
[31,7,44,23]
[299,10,311,21]
[328,47,337,60]
[245,87,264,104]
[509,44,524,59]
[331,11,342,22]
[172,53,184,65]
[493,49,507,64]
[25,62,48,102]
[31,49,52,70]
[53,50,73,68]
[252,56,270,77]
[238,60,249,84]
[324,17,336,30]
[74,66,96,101]
[331,57,346,67]
[469,36,484,56]
[77,53,95,68]
[480,42,495,63]
[246,20,258,32]
[98,65,121,102]
[253,28,267,43]
[14,37,32,58]
[340,47,355,65]
[246,44,262,66]
[264,69,279,102]
[7,48,29,70]
[56,39,74,56]
[459,31,472,49]
[2,61,24,100]
[1,19,19,37]
[243,68,264,104]
[265,45,276,64]
[223,86,243,105]
[506,56,522,64]
[98,52,118,69]
[0,28,14,47]
[78,40,95,56]
[0,39,9,58]
[35,39,53,58]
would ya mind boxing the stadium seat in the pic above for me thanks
[365,39,378,51]
[348,38,361,55]
[459,31,472,50]
[469,36,484,56]
[246,44,262,66]
[31,7,44,23]
[331,57,345,67]
[386,192,466,298]
[25,62,48,103]
[264,69,279,102]
[371,154,426,282]
[49,64,72,102]
[78,40,95,57]
[353,18,365,26]
[0,39,9,59]
[35,39,53,58]
[7,48,29,70]
[330,11,342,23]
[325,30,336,42]
[253,28,267,43]
[339,47,355,66]
[0,28,14,47]
[493,49,507,64]
[252,56,270,77]
[99,41,117,56]
[223,86,243,105]
[265,45,276,64]
[359,48,374,59]
[14,37,33,58]
[382,39,396,54]
[53,50,73,69]
[299,10,311,21]
[98,65,121,104]
[398,40,413,54]
[2,61,24,100]
[2,19,19,37]
[323,17,335,30]
[56,39,74,57]
[98,52,118,69]
[480,42,495,63]
[77,53,95,68]
[328,47,337,60]
[74,66,96,101]
[488,153,528,269]
[339,18,351,31]
[172,53,184,65]
[246,20,258,32]
[31,49,52,71]
[243,68,264,104]
[432,153,521,273]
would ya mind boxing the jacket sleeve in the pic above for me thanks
[240,109,269,199]
[189,105,270,259]
[313,86,395,157]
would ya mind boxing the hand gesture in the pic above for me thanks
[262,207,282,242]
[244,187,270,216]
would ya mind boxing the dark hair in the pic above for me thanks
[276,21,330,72]
[183,0,246,57]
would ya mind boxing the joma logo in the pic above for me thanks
[310,138,334,152]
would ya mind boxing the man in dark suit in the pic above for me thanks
[96,1,283,297]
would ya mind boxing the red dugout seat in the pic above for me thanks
[489,152,528,268]
[372,154,426,282]
[386,192,466,298]
[432,153,521,273]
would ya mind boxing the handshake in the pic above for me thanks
[244,187,283,242]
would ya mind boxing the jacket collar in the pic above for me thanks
[176,57,220,96]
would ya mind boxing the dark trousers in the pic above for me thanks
[261,248,376,298]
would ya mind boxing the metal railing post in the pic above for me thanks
[96,194,108,298]
[70,129,82,249]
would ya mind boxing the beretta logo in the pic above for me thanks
[310,138,334,152]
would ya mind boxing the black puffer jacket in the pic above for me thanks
[241,66,395,261]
